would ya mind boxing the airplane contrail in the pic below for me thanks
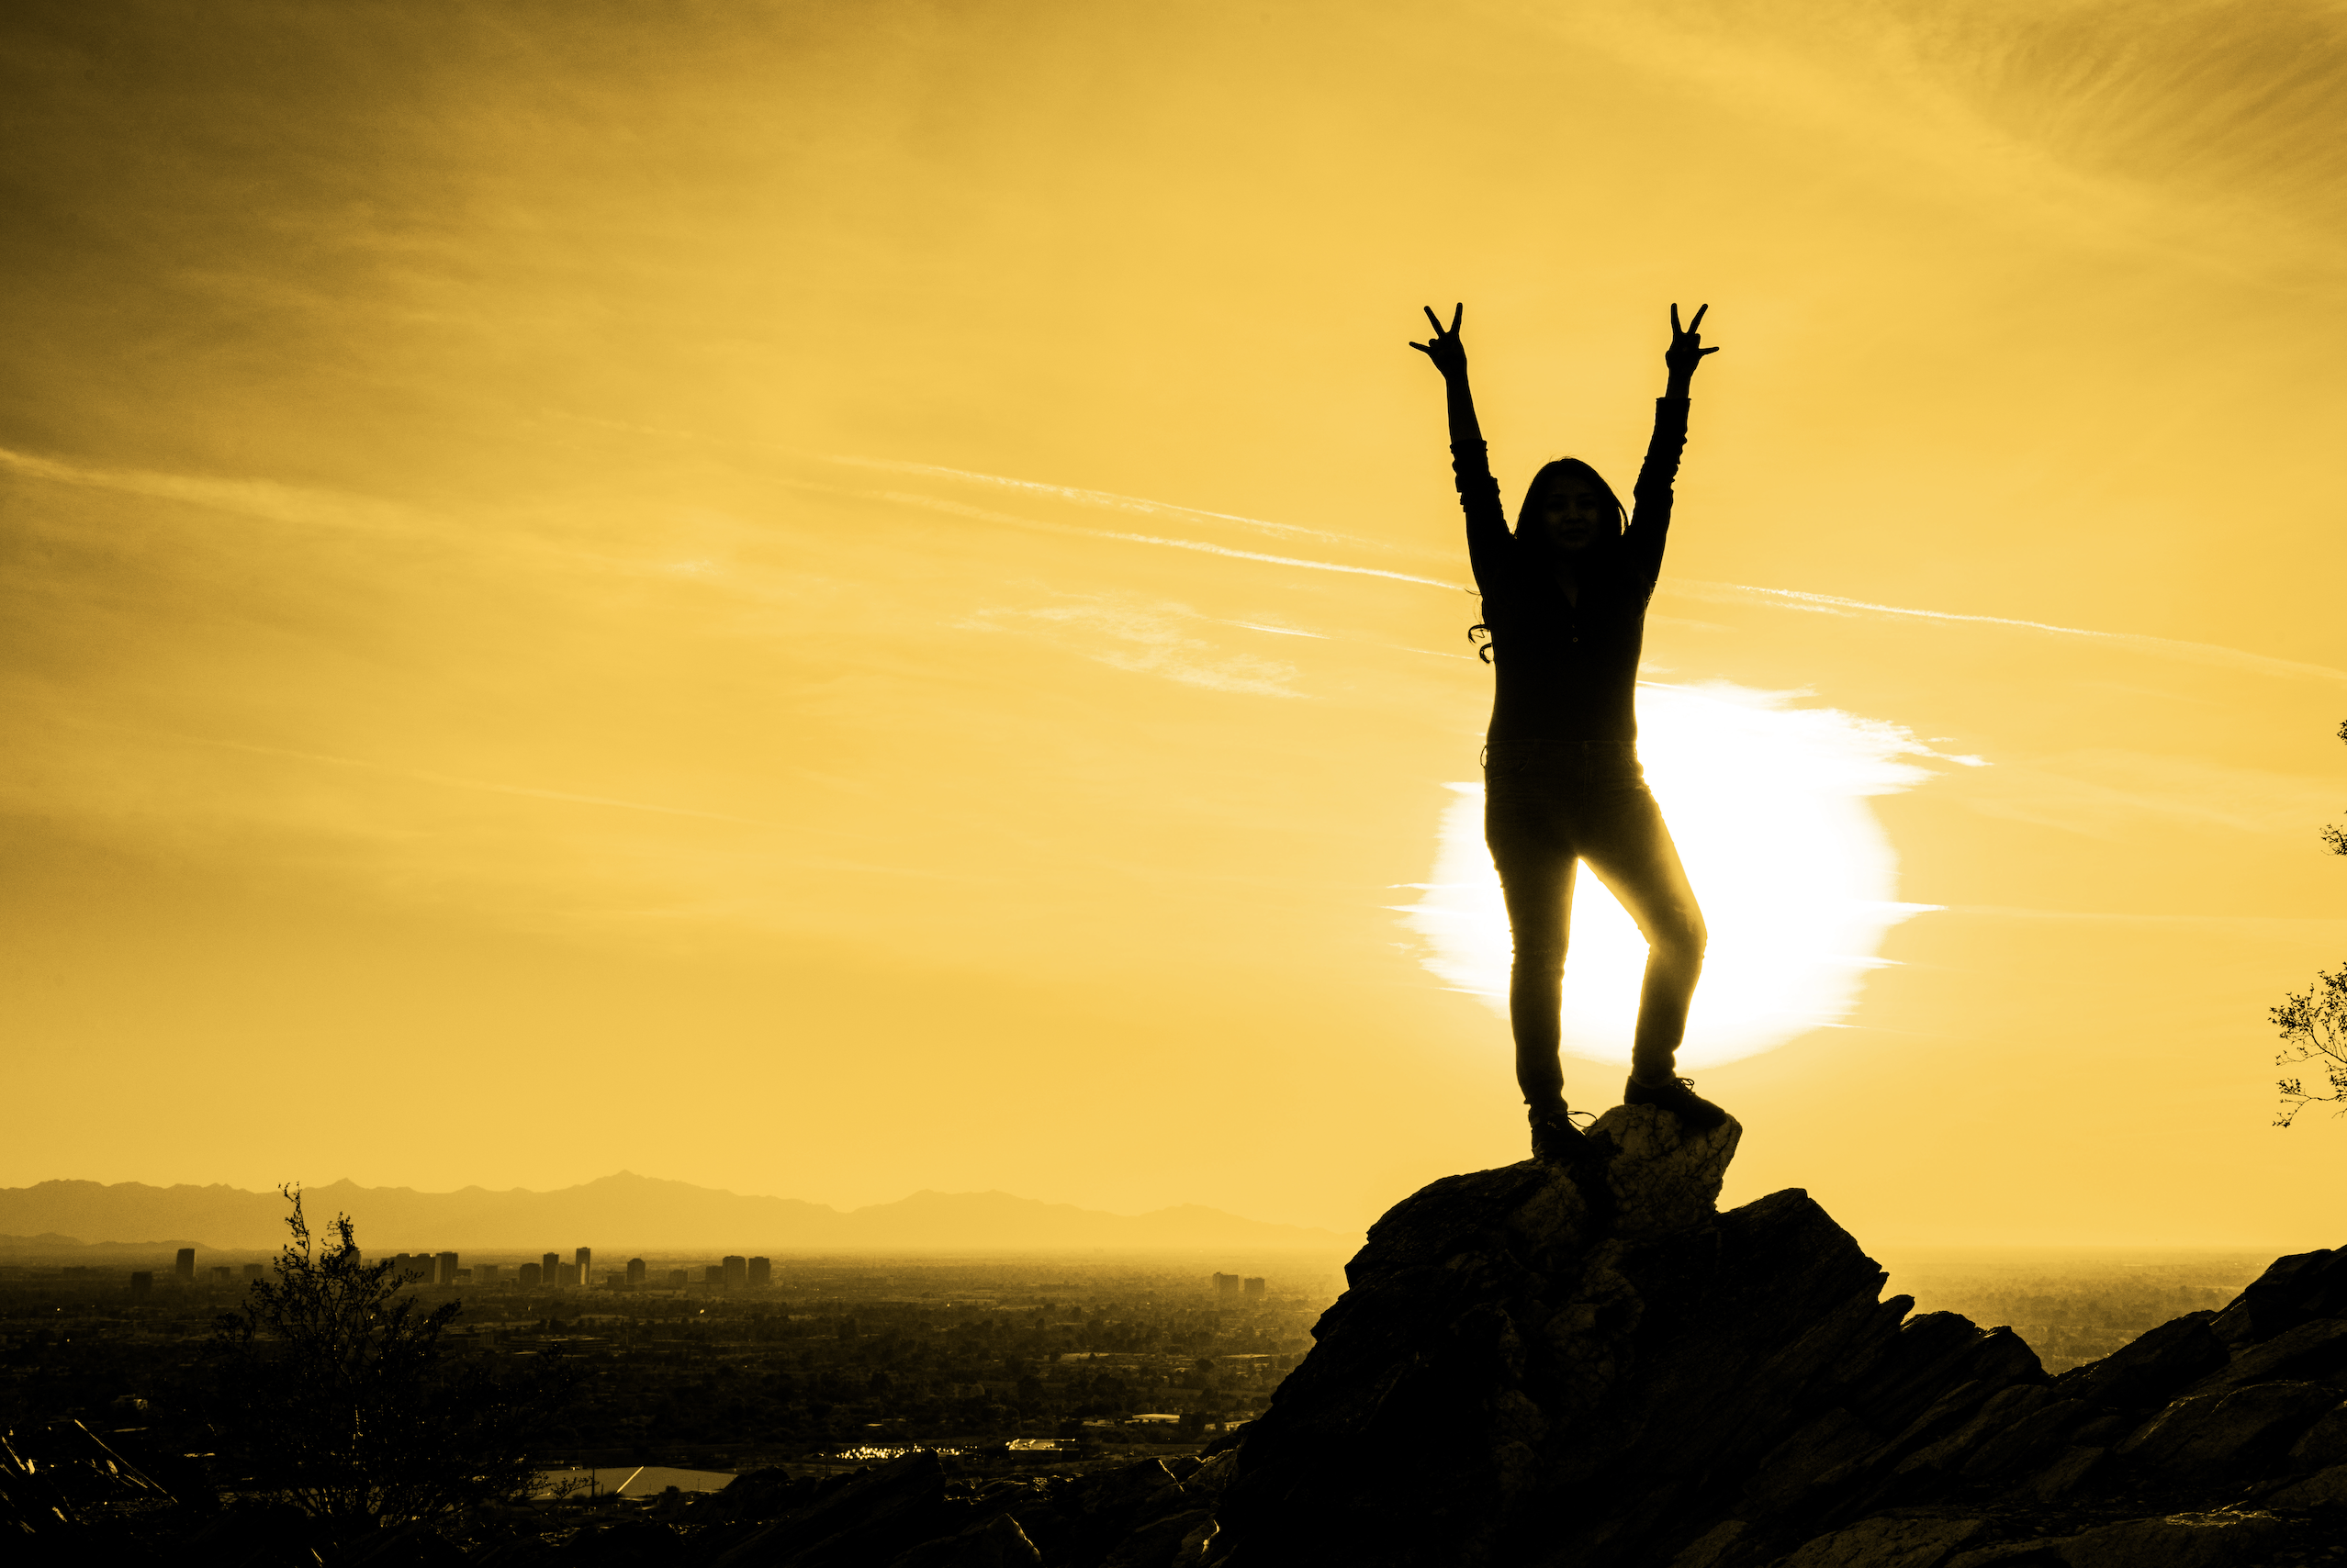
[845,453,2347,685]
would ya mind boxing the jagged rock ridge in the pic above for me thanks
[1185,1105,2347,1567]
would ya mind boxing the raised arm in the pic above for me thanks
[1410,304,1510,592]
[1623,303,1721,581]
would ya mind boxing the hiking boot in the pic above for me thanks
[1529,1103,1592,1165]
[1623,1073,1729,1131]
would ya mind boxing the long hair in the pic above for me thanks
[1467,458,1627,662]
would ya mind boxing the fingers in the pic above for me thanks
[1423,305,1446,335]
[1688,303,1709,332]
[1700,345,1720,357]
[1409,342,1433,356]
[1449,302,1463,333]
[1669,303,1681,334]
[1420,304,1465,339]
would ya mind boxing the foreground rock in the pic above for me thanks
[1189,1104,2347,1567]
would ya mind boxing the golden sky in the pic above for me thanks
[4,0,2344,1248]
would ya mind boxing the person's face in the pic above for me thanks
[1537,478,1615,554]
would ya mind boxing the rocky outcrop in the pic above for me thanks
[1183,1106,2347,1567]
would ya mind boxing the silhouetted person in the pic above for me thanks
[1410,303,1728,1162]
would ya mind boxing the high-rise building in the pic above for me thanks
[558,1262,580,1287]
[1213,1272,1240,1304]
[477,1263,501,1283]
[722,1255,747,1288]
[437,1251,460,1286]
[518,1262,543,1288]
[667,1269,687,1289]
[703,1264,724,1284]
[242,1263,264,1281]
[626,1258,647,1290]
[1243,1277,1265,1302]
[542,1251,560,1282]
[174,1248,197,1282]
[575,1247,592,1282]
[209,1266,232,1282]
[747,1257,772,1288]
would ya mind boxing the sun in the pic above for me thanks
[1399,682,1958,1070]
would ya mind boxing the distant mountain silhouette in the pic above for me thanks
[0,1171,1347,1254]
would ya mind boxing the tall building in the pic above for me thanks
[437,1251,460,1286]
[209,1266,232,1282]
[747,1257,772,1288]
[542,1251,560,1282]
[667,1269,687,1289]
[722,1255,747,1288]
[1213,1272,1240,1305]
[174,1248,196,1282]
[575,1247,592,1283]
[703,1264,724,1284]
[477,1263,501,1283]
[518,1262,543,1288]
[558,1262,580,1287]
[242,1263,264,1281]
[1243,1277,1265,1302]
[626,1258,647,1290]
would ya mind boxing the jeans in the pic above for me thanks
[1483,740,1707,1104]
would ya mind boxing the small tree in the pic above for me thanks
[209,1184,568,1524]
[2275,968,2347,1126]
[2275,720,2347,1126]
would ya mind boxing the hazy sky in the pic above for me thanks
[5,0,2344,1248]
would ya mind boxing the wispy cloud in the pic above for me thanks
[960,597,1307,699]
[828,453,1445,559]
[1668,579,2347,686]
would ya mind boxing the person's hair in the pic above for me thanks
[1466,458,1627,662]
[1515,457,1626,538]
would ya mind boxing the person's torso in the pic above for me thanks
[1482,545,1651,743]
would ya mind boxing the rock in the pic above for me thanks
[1668,1520,1747,1567]
[2285,1398,2347,1467]
[2126,1382,2341,1473]
[1170,1518,1219,1567]
[2050,1313,2227,1414]
[1770,1512,1986,1567]
[2055,1510,2282,1568]
[1099,1508,1214,1568]
[885,1512,1043,1568]
[1592,1103,1741,1238]
[1210,1112,2045,1568]
[709,1450,954,1567]
[2181,1315,2347,1397]
[2268,1462,2347,1507]
[2023,1445,2105,1503]
[2207,1248,2347,1347]
[1116,1101,2347,1568]
[1942,1545,2068,1568]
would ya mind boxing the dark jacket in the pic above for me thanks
[1449,397,1690,743]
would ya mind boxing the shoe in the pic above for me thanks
[1623,1073,1729,1131]
[1529,1103,1592,1164]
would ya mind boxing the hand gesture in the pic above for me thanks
[1665,303,1719,379]
[1409,304,1468,379]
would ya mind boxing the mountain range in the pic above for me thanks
[0,1172,1349,1255]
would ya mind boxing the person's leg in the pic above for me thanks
[1485,790,1578,1108]
[1574,785,1707,1085]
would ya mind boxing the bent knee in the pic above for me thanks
[1652,909,1707,961]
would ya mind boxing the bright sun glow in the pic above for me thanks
[1401,682,1956,1070]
